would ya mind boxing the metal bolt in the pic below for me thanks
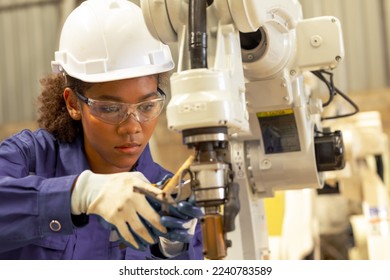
[311,35,322,47]
[260,159,272,169]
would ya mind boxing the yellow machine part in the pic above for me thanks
[264,191,285,236]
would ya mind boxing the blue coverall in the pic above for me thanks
[0,129,203,259]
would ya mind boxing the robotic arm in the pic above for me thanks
[139,0,346,259]
[239,2,346,196]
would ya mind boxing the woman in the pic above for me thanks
[0,0,203,260]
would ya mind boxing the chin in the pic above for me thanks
[114,160,138,172]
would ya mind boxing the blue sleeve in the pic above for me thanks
[0,130,76,253]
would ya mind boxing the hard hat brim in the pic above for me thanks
[52,61,175,83]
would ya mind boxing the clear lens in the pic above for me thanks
[89,101,128,124]
[89,97,165,124]
[136,99,165,122]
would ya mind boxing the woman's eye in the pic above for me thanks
[98,105,121,113]
[138,102,155,113]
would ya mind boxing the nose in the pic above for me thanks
[117,112,142,135]
[123,111,140,123]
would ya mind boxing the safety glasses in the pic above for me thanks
[75,89,165,125]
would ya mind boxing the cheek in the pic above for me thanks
[82,114,115,144]
[141,119,159,140]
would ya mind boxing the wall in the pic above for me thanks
[0,0,77,125]
[0,0,61,124]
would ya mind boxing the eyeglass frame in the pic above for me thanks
[73,88,166,125]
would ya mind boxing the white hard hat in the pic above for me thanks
[52,0,174,83]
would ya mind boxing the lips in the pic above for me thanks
[115,142,142,154]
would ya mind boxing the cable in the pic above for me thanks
[311,70,336,107]
[324,86,360,120]
[311,70,359,120]
[189,0,208,69]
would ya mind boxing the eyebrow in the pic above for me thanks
[91,91,160,103]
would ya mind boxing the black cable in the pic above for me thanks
[189,0,208,69]
[323,86,359,120]
[311,70,359,120]
[312,70,336,107]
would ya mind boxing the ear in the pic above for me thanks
[63,88,81,120]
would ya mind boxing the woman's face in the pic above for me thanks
[78,76,160,174]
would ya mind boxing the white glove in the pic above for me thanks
[71,170,167,250]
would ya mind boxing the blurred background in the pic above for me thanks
[1,0,390,260]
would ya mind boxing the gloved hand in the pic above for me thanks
[160,200,203,242]
[151,176,203,242]
[158,200,203,257]
[71,170,167,250]
[150,175,203,257]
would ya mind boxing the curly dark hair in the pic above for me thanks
[37,73,92,143]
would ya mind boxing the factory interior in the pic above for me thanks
[1,0,390,260]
